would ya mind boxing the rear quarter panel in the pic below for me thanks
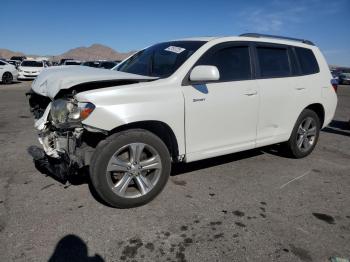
[313,48,338,127]
[282,47,337,142]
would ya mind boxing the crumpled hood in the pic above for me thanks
[31,66,158,99]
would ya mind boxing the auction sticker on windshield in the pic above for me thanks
[165,46,186,54]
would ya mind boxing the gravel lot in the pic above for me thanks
[0,81,349,262]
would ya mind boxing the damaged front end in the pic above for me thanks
[27,92,104,183]
[26,66,159,183]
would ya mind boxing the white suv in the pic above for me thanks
[28,34,337,208]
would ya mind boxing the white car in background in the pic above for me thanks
[0,59,18,84]
[18,60,46,80]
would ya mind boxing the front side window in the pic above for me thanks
[196,44,252,81]
[117,41,206,78]
[21,61,43,67]
[295,47,319,75]
[257,47,291,78]
[0,61,5,66]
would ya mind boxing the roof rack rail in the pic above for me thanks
[239,33,315,46]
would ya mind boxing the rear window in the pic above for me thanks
[256,47,291,78]
[295,47,319,75]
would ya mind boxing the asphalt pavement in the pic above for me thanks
[0,81,349,262]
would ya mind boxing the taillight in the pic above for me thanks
[331,79,338,93]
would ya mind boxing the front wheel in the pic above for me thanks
[284,109,321,158]
[90,129,171,208]
[2,72,13,84]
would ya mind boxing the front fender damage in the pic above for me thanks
[28,104,103,183]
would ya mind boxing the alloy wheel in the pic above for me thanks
[296,117,317,152]
[106,143,162,198]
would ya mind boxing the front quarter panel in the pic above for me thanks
[75,80,186,155]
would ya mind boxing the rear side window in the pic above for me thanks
[196,45,252,81]
[256,47,291,78]
[295,47,319,75]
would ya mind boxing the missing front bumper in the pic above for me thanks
[27,145,70,183]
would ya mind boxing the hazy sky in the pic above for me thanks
[1,0,350,65]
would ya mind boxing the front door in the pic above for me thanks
[182,43,259,162]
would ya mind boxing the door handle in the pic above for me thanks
[244,90,257,96]
[295,87,306,90]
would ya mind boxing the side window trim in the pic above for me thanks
[290,47,303,76]
[182,41,254,85]
[253,42,294,79]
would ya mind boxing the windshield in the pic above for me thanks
[21,61,43,67]
[117,41,206,78]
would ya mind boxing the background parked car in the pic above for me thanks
[10,56,26,62]
[6,60,20,68]
[59,58,73,65]
[338,73,350,85]
[82,61,101,68]
[98,61,119,69]
[18,60,46,80]
[63,60,82,65]
[0,59,18,84]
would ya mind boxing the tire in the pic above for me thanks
[2,72,13,84]
[284,109,321,158]
[90,129,171,208]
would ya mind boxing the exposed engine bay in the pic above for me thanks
[27,73,156,182]
[27,89,104,182]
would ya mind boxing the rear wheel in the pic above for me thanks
[90,129,171,208]
[2,72,13,84]
[284,109,320,158]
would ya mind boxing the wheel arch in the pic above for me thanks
[109,120,180,162]
[1,71,12,79]
[287,103,326,141]
[304,103,325,127]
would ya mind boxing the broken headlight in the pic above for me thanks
[50,99,95,125]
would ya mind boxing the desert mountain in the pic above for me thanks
[57,44,135,61]
[0,44,135,61]
[0,48,26,59]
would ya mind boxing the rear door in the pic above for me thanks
[183,42,259,161]
[253,43,298,147]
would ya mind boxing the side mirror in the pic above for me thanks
[189,65,220,82]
